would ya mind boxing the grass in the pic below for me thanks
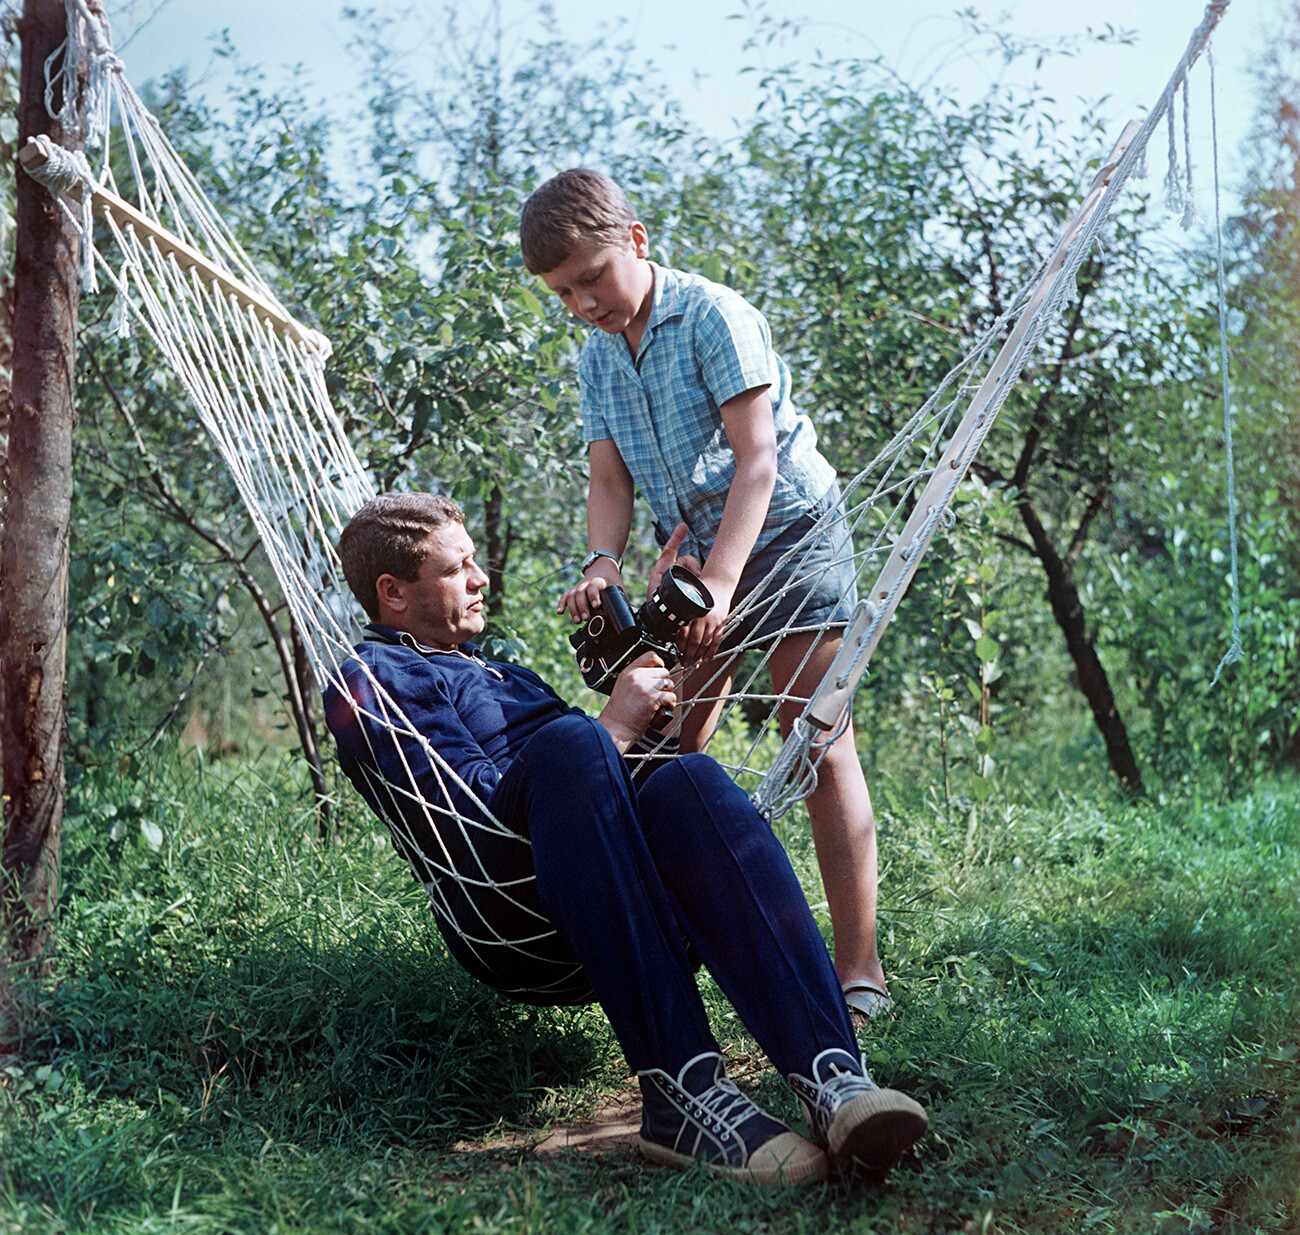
[2,748,1298,1234]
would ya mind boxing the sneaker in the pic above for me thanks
[637,1051,828,1187]
[787,1048,927,1176]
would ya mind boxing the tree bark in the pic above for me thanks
[483,481,509,615]
[289,611,331,838]
[1014,490,1144,794]
[968,261,1144,795]
[1,0,81,1022]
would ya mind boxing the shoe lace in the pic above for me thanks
[824,1057,875,1101]
[687,1075,759,1135]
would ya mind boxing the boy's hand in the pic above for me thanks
[558,558,623,623]
[596,651,677,752]
[681,581,735,666]
[647,523,701,593]
[649,522,732,665]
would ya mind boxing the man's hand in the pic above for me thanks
[558,557,623,623]
[596,651,677,753]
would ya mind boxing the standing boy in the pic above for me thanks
[520,168,891,1021]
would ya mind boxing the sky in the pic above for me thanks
[102,0,1273,213]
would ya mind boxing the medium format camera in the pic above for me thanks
[570,564,714,694]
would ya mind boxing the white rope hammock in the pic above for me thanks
[24,0,1230,998]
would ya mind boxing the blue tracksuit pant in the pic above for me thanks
[466,713,859,1078]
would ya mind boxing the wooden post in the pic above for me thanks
[1,0,81,1029]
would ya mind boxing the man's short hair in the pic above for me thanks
[338,492,464,621]
[519,168,638,275]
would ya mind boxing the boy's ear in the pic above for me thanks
[630,220,649,258]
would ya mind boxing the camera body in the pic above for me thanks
[570,564,714,695]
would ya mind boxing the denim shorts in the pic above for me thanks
[719,486,859,655]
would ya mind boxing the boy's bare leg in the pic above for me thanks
[674,657,737,753]
[768,630,886,1009]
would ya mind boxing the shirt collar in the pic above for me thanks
[647,263,685,329]
[363,623,478,658]
[635,264,684,363]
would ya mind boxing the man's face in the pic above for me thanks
[540,223,654,339]
[380,522,489,650]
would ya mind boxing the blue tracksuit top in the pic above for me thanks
[323,623,585,877]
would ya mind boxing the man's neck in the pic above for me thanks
[370,622,466,655]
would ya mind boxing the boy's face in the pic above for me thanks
[540,222,654,340]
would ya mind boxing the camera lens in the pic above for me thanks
[641,564,714,642]
[666,569,709,613]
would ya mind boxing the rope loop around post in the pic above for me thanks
[22,133,94,197]
[23,133,99,290]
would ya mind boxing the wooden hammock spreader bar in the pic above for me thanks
[18,137,317,347]
[803,119,1141,731]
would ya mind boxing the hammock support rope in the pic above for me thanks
[749,119,1140,818]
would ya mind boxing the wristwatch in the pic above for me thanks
[580,549,622,575]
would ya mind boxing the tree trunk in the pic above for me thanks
[1015,491,1144,794]
[483,481,509,615]
[1,0,81,1026]
[289,612,331,838]
[966,265,1144,796]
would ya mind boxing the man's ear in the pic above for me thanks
[375,572,408,619]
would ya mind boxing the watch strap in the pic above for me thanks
[580,549,622,574]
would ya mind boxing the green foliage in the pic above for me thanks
[914,479,1027,816]
[6,9,1298,1228]
[13,754,610,1147]
[1102,491,1300,788]
[1234,0,1300,526]
[37,3,1300,783]
[59,10,730,754]
[853,476,1072,811]
[2,751,1297,1233]
[742,72,1009,447]
[69,508,219,677]
[709,56,1206,795]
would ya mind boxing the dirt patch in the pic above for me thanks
[533,1084,641,1158]
[447,1083,643,1162]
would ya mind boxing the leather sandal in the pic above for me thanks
[843,979,892,1021]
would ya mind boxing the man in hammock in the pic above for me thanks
[324,492,927,1188]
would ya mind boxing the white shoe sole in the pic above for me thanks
[638,1130,830,1187]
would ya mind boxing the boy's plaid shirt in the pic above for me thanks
[579,264,836,562]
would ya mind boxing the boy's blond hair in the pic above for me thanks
[338,492,464,621]
[519,168,637,275]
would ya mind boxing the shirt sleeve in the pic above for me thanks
[694,292,777,410]
[328,652,503,830]
[578,337,614,444]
